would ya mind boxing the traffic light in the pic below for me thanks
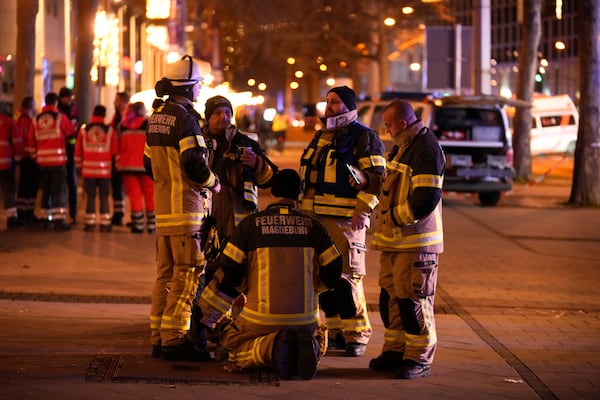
[534,72,544,92]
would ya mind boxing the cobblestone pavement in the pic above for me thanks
[0,149,599,400]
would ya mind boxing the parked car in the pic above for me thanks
[357,94,521,206]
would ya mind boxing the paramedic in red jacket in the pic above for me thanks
[117,101,155,233]
[75,105,117,232]
[27,92,76,230]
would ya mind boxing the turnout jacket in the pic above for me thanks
[143,96,218,236]
[199,200,343,328]
[299,120,385,218]
[204,125,277,239]
[371,121,445,253]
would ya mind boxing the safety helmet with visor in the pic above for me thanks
[162,55,203,86]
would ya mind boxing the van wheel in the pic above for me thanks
[566,141,576,155]
[478,191,501,207]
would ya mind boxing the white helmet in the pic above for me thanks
[162,55,203,86]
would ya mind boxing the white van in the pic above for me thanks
[529,95,578,155]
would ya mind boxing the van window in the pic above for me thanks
[540,114,576,127]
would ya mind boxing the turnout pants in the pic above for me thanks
[150,233,205,347]
[220,317,317,371]
[379,251,439,365]
[317,216,371,345]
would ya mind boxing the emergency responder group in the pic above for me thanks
[2,55,444,381]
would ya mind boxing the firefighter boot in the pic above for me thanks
[369,350,404,372]
[273,328,298,380]
[296,328,319,380]
[393,359,431,379]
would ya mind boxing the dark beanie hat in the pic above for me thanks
[59,87,73,97]
[271,169,302,200]
[327,85,356,111]
[205,95,233,120]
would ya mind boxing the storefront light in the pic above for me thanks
[146,0,171,19]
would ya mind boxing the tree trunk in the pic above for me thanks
[73,0,98,123]
[14,0,39,110]
[569,0,600,205]
[512,0,541,182]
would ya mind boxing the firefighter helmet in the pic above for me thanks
[162,55,203,86]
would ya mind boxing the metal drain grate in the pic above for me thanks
[85,354,279,386]
[85,355,122,382]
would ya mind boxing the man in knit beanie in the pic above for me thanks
[298,85,385,357]
[327,85,357,111]
[198,94,278,307]
[204,95,233,121]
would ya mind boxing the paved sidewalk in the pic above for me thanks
[0,152,599,399]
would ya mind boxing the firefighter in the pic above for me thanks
[144,55,221,362]
[75,105,117,232]
[195,169,342,380]
[299,86,385,356]
[369,99,445,379]
[201,95,277,283]
[27,92,76,230]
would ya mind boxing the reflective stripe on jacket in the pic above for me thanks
[300,121,385,218]
[372,125,445,253]
[30,108,74,167]
[198,201,342,328]
[75,118,116,178]
[144,97,217,236]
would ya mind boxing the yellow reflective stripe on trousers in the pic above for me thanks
[384,328,405,344]
[229,335,268,366]
[160,314,191,330]
[201,283,233,316]
[341,314,371,332]
[150,315,161,330]
[155,212,205,228]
